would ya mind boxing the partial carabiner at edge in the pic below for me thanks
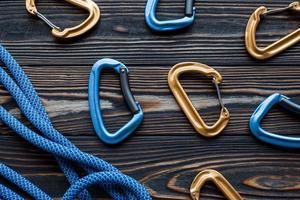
[190,169,243,200]
[88,58,143,145]
[145,0,196,32]
[26,0,100,39]
[249,93,300,148]
[245,2,300,60]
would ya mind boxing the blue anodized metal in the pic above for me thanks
[249,93,300,148]
[145,0,196,32]
[89,58,143,145]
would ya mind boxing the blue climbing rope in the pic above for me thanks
[0,44,152,200]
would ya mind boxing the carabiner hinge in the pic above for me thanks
[289,1,300,12]
[120,67,140,114]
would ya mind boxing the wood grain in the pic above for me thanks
[0,0,299,199]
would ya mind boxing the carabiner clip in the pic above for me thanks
[88,58,143,145]
[145,0,196,31]
[168,62,230,137]
[245,2,300,60]
[26,0,100,39]
[249,93,300,148]
[190,169,243,200]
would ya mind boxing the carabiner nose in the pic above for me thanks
[145,0,196,32]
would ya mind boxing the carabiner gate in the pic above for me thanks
[88,58,143,145]
[190,169,243,200]
[145,0,196,32]
[168,62,230,137]
[249,93,300,148]
[245,2,300,60]
[26,0,100,39]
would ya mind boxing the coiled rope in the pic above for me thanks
[0,44,152,200]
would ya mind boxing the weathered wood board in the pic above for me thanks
[0,0,299,199]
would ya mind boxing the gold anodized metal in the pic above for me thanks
[168,62,230,137]
[245,2,300,60]
[190,169,243,200]
[26,0,100,39]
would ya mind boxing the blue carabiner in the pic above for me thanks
[249,93,300,148]
[145,0,196,32]
[89,58,143,145]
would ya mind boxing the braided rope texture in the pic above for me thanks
[0,44,152,200]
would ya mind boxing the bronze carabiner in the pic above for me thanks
[168,62,230,137]
[190,169,243,200]
[26,0,100,39]
[245,2,300,60]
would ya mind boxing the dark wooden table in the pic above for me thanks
[0,0,299,199]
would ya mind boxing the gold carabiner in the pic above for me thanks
[168,62,230,137]
[26,0,100,39]
[245,2,300,60]
[190,169,243,200]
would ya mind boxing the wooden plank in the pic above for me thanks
[0,0,299,199]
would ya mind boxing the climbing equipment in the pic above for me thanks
[245,2,300,60]
[145,0,195,31]
[249,93,300,148]
[89,58,143,145]
[0,44,151,200]
[245,2,300,59]
[25,0,100,39]
[190,170,242,200]
[168,62,229,137]
[168,62,230,137]
[26,0,100,39]
[89,59,143,145]
[190,169,243,200]
[0,46,151,200]
[145,0,196,31]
